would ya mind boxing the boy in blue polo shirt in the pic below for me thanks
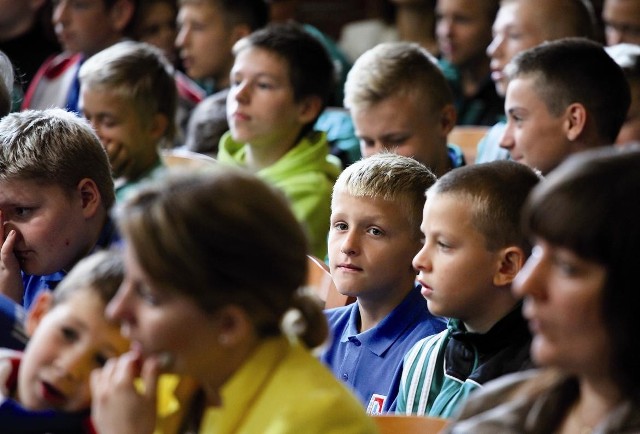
[320,152,446,414]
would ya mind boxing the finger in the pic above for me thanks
[1,230,16,262]
[140,358,161,400]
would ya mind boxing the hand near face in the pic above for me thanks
[0,210,25,303]
[91,350,160,434]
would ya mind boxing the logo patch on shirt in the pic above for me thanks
[366,394,387,415]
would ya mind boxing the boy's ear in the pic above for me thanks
[25,291,53,337]
[439,104,457,137]
[77,178,102,219]
[109,0,136,34]
[563,102,587,142]
[296,95,323,126]
[493,246,525,287]
[149,113,169,142]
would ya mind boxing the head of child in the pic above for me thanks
[79,40,177,182]
[226,23,334,155]
[329,153,436,310]
[488,0,597,96]
[133,0,179,65]
[413,160,540,333]
[18,250,129,412]
[606,43,640,145]
[106,167,327,391]
[176,0,268,83]
[435,0,499,69]
[500,37,630,175]
[514,146,640,400]
[603,0,640,46]
[0,108,114,277]
[344,42,456,177]
[52,0,138,57]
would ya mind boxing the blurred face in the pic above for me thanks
[501,76,571,175]
[436,0,494,67]
[18,290,128,412]
[616,81,640,146]
[81,86,161,181]
[176,3,236,82]
[136,2,177,64]
[0,0,42,38]
[487,1,548,96]
[513,240,610,376]
[603,0,640,45]
[329,190,420,302]
[106,243,227,384]
[413,192,502,332]
[227,47,307,150]
[0,180,92,276]
[353,93,448,173]
[52,0,128,56]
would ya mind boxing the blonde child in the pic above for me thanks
[79,40,177,202]
[321,153,446,413]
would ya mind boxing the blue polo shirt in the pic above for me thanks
[320,285,446,414]
[21,216,120,310]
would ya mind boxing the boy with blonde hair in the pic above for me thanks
[344,42,463,178]
[396,160,539,417]
[79,40,177,202]
[0,250,129,432]
[321,152,446,414]
[0,108,117,310]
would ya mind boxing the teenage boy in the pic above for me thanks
[396,160,540,417]
[344,41,463,178]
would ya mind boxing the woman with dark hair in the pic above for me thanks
[445,146,640,433]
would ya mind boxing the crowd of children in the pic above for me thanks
[0,0,638,432]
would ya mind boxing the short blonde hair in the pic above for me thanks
[333,153,436,236]
[344,42,453,113]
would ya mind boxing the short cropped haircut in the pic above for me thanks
[429,160,541,253]
[506,37,630,143]
[178,0,268,31]
[522,146,640,399]
[344,42,453,113]
[233,23,335,135]
[499,0,597,40]
[0,108,115,210]
[332,153,437,237]
[53,250,124,307]
[79,40,178,142]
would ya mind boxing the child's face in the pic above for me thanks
[176,3,237,81]
[512,239,610,376]
[328,190,421,302]
[435,0,494,68]
[0,179,94,276]
[81,86,161,181]
[106,243,229,385]
[227,47,309,149]
[137,1,178,64]
[52,0,128,56]
[353,93,448,171]
[500,76,572,175]
[413,192,503,330]
[18,290,129,412]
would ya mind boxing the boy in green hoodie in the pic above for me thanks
[217,23,341,258]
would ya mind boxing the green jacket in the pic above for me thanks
[218,131,342,258]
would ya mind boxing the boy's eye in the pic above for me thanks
[256,81,275,90]
[135,283,160,305]
[367,227,383,236]
[333,222,348,231]
[14,207,33,218]
[61,326,79,342]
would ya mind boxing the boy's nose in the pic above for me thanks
[512,247,546,300]
[499,123,515,150]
